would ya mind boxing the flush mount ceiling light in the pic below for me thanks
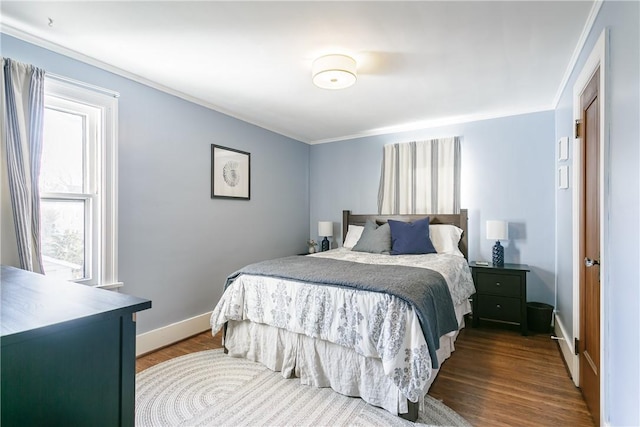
[312,54,357,90]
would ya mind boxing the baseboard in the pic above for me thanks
[554,313,579,386]
[136,311,212,357]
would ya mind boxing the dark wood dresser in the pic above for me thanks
[470,262,530,335]
[1,265,151,426]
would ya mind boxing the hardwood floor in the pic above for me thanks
[136,326,594,427]
[428,326,594,427]
[136,330,221,373]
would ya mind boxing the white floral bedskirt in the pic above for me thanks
[223,305,466,415]
[210,251,475,403]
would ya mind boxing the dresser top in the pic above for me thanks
[1,266,151,342]
[469,261,530,272]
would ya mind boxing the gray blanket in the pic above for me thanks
[225,256,459,368]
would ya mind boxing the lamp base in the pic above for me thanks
[321,237,330,252]
[492,241,504,267]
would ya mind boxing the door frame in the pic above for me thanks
[571,29,608,426]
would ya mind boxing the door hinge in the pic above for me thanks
[575,119,582,139]
[574,337,579,355]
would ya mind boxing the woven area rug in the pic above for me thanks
[136,349,471,427]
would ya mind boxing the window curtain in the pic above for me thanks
[1,58,45,273]
[377,137,461,215]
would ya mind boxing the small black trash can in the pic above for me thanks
[527,302,554,333]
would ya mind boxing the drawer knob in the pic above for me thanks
[495,282,501,286]
[496,304,502,309]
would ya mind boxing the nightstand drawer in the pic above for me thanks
[476,272,521,297]
[477,295,520,323]
[470,262,529,335]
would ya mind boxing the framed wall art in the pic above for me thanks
[211,144,251,200]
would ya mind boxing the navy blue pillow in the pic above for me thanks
[388,217,437,255]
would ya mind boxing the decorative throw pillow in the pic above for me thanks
[429,224,464,257]
[343,225,365,250]
[352,220,391,254]
[388,217,437,255]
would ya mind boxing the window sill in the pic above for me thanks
[92,282,124,291]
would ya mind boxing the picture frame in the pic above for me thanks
[211,144,251,200]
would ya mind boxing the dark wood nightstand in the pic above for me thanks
[470,262,530,335]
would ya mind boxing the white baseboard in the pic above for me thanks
[136,311,212,357]
[554,313,579,386]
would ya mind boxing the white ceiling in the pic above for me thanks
[1,1,595,144]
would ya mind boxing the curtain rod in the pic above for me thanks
[46,72,120,98]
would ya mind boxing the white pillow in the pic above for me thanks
[429,224,464,257]
[343,225,365,250]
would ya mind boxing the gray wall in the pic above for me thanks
[554,1,639,425]
[310,111,556,305]
[1,34,310,334]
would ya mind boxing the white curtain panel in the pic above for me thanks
[378,137,461,215]
[1,58,45,272]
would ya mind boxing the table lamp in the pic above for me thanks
[318,221,333,252]
[486,220,508,267]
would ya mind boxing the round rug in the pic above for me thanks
[136,349,471,427]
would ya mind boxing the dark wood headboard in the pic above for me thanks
[342,209,469,260]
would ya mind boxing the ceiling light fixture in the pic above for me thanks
[312,54,357,90]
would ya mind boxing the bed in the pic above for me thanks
[210,209,475,421]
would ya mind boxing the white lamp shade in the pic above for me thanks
[312,54,357,90]
[318,221,333,237]
[486,220,508,240]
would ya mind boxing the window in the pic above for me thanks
[378,137,461,215]
[40,77,119,287]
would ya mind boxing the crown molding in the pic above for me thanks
[0,22,309,144]
[309,106,554,145]
[551,0,604,108]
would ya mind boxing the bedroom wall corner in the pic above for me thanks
[309,111,556,306]
[1,32,311,341]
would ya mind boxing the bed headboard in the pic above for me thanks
[342,209,469,260]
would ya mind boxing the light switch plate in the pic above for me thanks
[558,137,569,161]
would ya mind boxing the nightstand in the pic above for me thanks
[470,262,530,335]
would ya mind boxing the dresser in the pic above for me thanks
[1,266,151,426]
[470,262,530,335]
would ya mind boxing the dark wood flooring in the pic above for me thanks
[136,330,221,373]
[136,325,594,427]
[428,326,594,427]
